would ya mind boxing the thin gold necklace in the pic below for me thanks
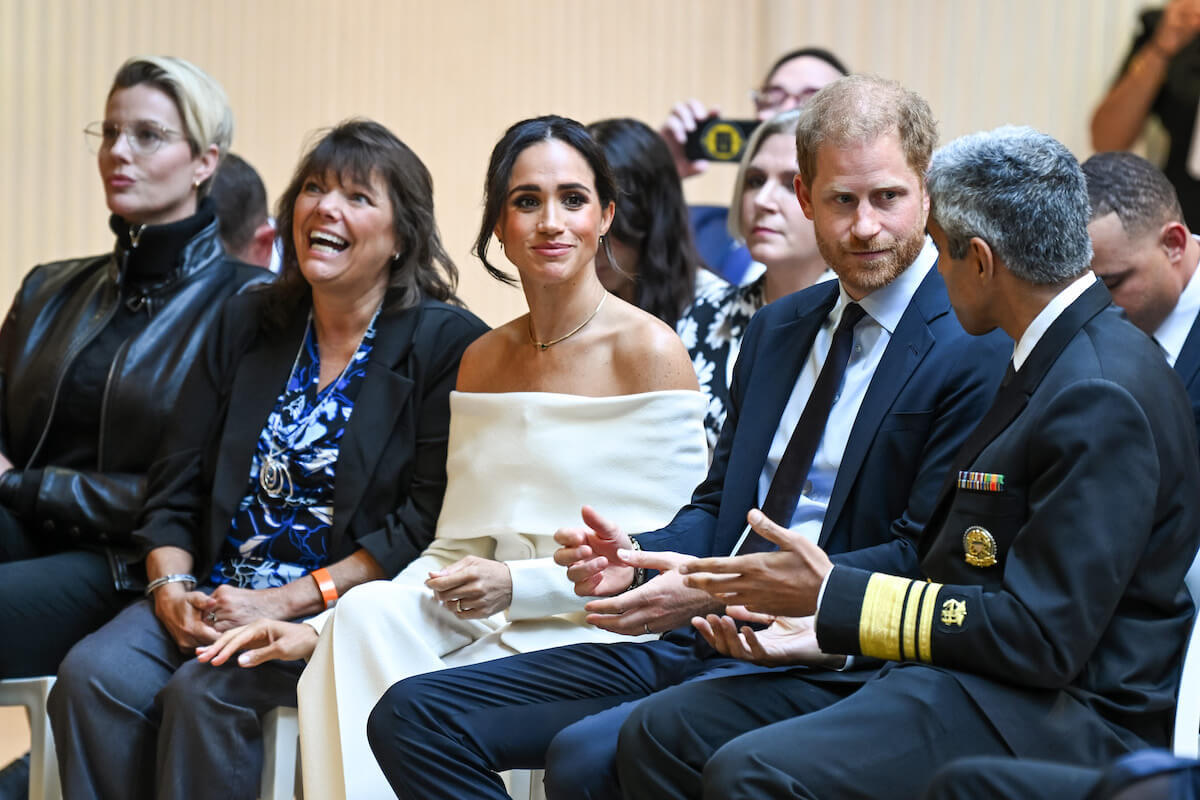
[528,291,607,351]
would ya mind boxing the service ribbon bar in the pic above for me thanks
[957,471,1005,492]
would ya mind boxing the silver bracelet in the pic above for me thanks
[626,537,648,590]
[144,573,197,597]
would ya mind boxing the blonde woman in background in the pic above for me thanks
[677,108,833,450]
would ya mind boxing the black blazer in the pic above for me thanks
[638,266,1011,580]
[820,281,1200,760]
[133,289,488,581]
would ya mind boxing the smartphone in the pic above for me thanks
[683,118,760,163]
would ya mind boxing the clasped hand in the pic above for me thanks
[425,555,512,619]
[154,583,295,655]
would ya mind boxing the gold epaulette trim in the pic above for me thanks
[859,574,944,663]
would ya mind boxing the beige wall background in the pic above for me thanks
[0,0,1153,762]
[0,0,1148,327]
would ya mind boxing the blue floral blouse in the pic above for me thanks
[210,311,379,589]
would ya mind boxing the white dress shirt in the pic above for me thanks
[1012,271,1096,371]
[1153,245,1200,367]
[755,237,938,542]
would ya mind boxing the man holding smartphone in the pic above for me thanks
[663,47,848,284]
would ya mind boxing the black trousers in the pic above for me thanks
[0,504,130,678]
[923,750,1200,800]
[616,663,1016,800]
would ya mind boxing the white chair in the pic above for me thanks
[260,706,300,800]
[0,676,62,800]
[504,768,545,800]
[1172,556,1200,758]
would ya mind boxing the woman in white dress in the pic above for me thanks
[200,115,710,799]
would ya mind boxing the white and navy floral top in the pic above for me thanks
[676,275,766,451]
[210,312,379,589]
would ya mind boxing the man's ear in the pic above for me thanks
[245,222,276,269]
[1159,220,1189,265]
[968,236,995,281]
[794,175,815,221]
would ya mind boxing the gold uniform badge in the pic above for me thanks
[962,525,997,567]
[941,598,967,627]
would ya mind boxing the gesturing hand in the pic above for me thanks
[553,505,636,597]
[692,607,845,668]
[195,619,319,667]
[583,548,721,635]
[679,508,833,617]
[426,556,513,619]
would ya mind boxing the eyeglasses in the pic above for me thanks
[84,121,185,157]
[750,86,822,113]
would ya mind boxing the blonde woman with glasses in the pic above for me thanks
[0,55,267,679]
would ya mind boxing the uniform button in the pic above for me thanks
[802,480,814,496]
[97,532,109,543]
[69,526,82,540]
[42,520,55,533]
[855,344,862,353]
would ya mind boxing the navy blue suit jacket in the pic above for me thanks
[1174,308,1200,443]
[637,267,1011,576]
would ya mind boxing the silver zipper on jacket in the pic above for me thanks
[25,233,140,467]
[96,336,132,471]
[26,298,119,468]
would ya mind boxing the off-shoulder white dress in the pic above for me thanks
[296,390,708,799]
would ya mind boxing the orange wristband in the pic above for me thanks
[311,568,338,609]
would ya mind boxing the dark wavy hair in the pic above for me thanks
[474,115,618,285]
[265,119,460,328]
[763,47,850,85]
[588,118,704,327]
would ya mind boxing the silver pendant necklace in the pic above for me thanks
[259,308,378,501]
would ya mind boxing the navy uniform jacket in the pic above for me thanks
[819,281,1200,760]
[638,266,1010,578]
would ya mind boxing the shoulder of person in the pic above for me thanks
[17,253,110,300]
[411,297,490,341]
[456,317,524,391]
[610,302,698,391]
[224,260,275,291]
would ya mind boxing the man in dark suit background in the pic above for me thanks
[1083,151,1200,422]
[634,126,1200,800]
[365,75,1011,800]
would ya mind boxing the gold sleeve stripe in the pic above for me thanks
[858,573,914,661]
[900,579,924,661]
[917,580,944,663]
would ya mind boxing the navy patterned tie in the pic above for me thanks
[737,302,866,555]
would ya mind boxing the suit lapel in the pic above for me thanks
[918,281,1113,558]
[211,312,308,529]
[819,269,942,547]
[722,285,837,519]
[330,302,420,539]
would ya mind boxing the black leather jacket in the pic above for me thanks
[0,213,271,590]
